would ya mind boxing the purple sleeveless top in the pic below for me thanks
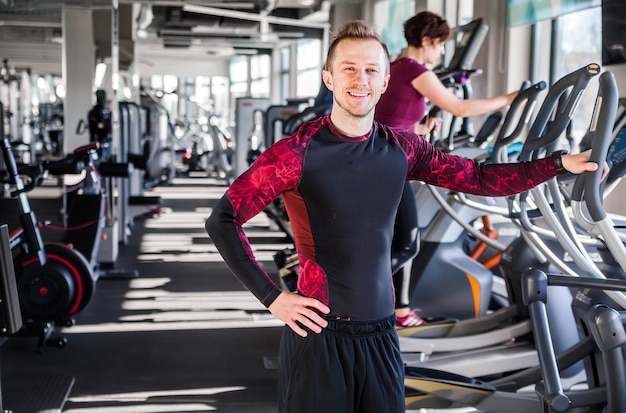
[375,58,429,130]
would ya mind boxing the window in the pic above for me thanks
[279,46,291,103]
[194,76,211,115]
[250,54,270,98]
[508,0,600,27]
[150,74,179,115]
[376,0,414,57]
[230,55,249,120]
[296,39,322,98]
[230,55,249,98]
[211,76,229,121]
[552,6,602,141]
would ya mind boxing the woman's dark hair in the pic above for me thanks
[404,11,451,48]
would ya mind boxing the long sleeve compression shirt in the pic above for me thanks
[206,116,557,321]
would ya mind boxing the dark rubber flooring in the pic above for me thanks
[0,174,292,412]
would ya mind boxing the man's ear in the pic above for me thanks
[381,74,390,94]
[322,70,333,91]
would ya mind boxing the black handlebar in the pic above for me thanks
[492,80,547,157]
[435,68,483,85]
[9,153,88,196]
[571,71,619,221]
[519,63,601,161]
[3,137,134,196]
[28,142,100,178]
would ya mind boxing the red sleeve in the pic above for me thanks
[390,126,557,196]
[205,136,305,307]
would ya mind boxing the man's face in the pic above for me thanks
[322,38,390,119]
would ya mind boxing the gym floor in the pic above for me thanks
[0,173,478,413]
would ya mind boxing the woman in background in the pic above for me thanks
[375,10,518,328]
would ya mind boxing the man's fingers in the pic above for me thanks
[268,291,331,336]
[305,297,330,315]
[288,310,326,337]
[297,314,324,334]
[288,321,309,338]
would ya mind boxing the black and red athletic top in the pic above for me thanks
[206,116,558,321]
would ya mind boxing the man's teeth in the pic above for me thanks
[350,92,369,97]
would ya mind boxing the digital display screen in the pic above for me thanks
[602,0,626,65]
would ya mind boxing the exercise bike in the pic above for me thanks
[0,138,99,348]
[37,140,136,273]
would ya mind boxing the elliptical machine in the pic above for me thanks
[406,64,600,323]
[398,64,603,388]
[404,68,626,413]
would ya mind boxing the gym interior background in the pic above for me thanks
[1,0,625,183]
[1,0,626,412]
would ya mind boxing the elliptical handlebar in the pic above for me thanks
[579,71,619,222]
[512,64,600,207]
[491,80,547,162]
[521,68,626,310]
[519,63,601,161]
[435,68,483,85]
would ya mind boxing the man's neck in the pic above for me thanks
[329,112,373,138]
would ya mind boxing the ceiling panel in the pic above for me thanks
[0,0,331,77]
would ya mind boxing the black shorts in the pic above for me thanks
[278,315,404,413]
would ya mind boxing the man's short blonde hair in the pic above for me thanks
[325,20,390,75]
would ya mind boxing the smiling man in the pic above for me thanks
[205,20,601,413]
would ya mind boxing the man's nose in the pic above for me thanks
[354,69,368,82]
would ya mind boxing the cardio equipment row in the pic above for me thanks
[0,83,183,349]
[403,66,626,413]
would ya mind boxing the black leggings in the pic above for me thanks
[278,315,404,413]
[391,182,419,309]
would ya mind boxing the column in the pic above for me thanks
[62,4,95,153]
